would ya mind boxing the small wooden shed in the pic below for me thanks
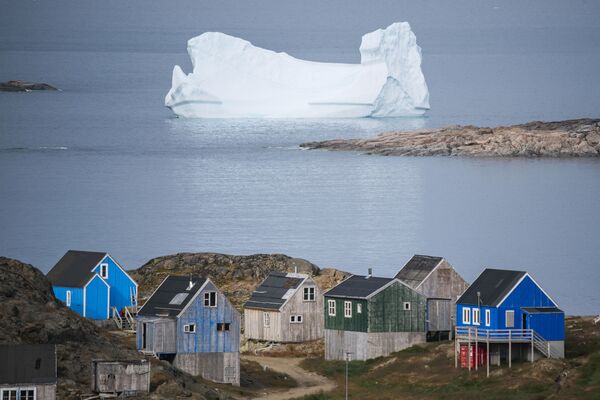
[91,360,150,395]
[136,275,240,385]
[324,274,427,360]
[244,272,323,343]
[0,344,57,400]
[395,255,469,335]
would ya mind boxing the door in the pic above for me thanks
[142,322,147,349]
[522,313,528,331]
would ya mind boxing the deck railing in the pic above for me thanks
[455,326,551,358]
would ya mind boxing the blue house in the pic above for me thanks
[136,275,240,385]
[47,250,138,320]
[455,268,564,369]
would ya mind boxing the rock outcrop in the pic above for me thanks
[0,80,58,92]
[301,118,600,157]
[131,252,349,308]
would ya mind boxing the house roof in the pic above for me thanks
[244,272,308,310]
[325,275,394,299]
[0,344,56,385]
[522,307,563,314]
[46,250,107,287]
[137,275,207,317]
[395,255,443,288]
[456,268,526,307]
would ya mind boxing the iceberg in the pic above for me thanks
[165,22,429,118]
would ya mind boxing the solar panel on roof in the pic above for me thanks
[169,293,189,305]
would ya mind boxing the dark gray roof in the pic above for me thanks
[522,307,563,313]
[325,275,394,299]
[46,250,106,287]
[244,272,306,310]
[0,344,56,385]
[395,255,443,288]
[137,275,207,317]
[457,268,526,307]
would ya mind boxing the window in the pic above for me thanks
[217,323,230,332]
[66,290,71,307]
[303,287,316,301]
[403,302,411,311]
[505,310,515,328]
[357,304,362,314]
[472,308,480,325]
[344,301,352,318]
[204,292,217,307]
[462,307,471,324]
[328,300,336,316]
[2,388,36,400]
[1,389,17,400]
[184,323,196,333]
[485,309,491,327]
[100,263,108,279]
[263,312,270,327]
[290,315,303,324]
[20,389,35,400]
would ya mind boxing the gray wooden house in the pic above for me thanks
[0,344,57,400]
[244,272,323,343]
[324,273,427,361]
[395,255,469,337]
[91,360,150,395]
[136,275,240,385]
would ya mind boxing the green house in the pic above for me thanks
[324,273,427,360]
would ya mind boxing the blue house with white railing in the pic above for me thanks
[47,250,138,320]
[454,268,564,371]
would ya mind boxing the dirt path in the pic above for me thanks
[243,355,336,400]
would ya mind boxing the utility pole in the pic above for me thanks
[345,351,352,400]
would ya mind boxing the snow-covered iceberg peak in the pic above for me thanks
[165,22,429,118]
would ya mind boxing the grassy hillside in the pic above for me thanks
[300,317,600,400]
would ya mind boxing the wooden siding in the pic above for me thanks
[178,280,241,353]
[323,297,368,332]
[0,384,56,400]
[427,299,451,331]
[91,360,150,394]
[244,277,324,342]
[136,318,177,354]
[91,255,137,312]
[85,275,109,320]
[174,352,239,386]
[324,329,426,361]
[369,281,426,333]
[52,286,84,316]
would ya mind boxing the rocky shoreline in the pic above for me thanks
[301,118,600,157]
[0,80,58,92]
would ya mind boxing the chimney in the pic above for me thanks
[187,274,194,291]
[366,268,373,279]
[294,266,298,274]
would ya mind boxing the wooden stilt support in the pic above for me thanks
[508,330,512,368]
[531,333,535,363]
[454,328,458,369]
[468,327,471,372]
[475,328,478,371]
[486,331,490,378]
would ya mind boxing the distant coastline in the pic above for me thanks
[301,118,600,158]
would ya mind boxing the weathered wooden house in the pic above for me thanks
[324,273,427,361]
[244,271,323,343]
[395,255,469,337]
[136,275,240,385]
[91,360,150,395]
[0,344,57,400]
[455,268,564,374]
[47,250,138,320]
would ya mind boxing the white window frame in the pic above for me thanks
[344,301,352,318]
[66,290,72,307]
[472,308,480,325]
[289,315,303,324]
[505,310,515,328]
[485,309,491,327]
[403,302,411,311]
[303,287,316,301]
[1,388,18,400]
[18,388,36,400]
[328,299,336,316]
[184,323,196,333]
[204,291,217,307]
[462,307,471,324]
[100,263,109,279]
[356,303,362,314]
[263,312,270,327]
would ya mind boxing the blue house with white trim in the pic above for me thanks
[455,268,564,364]
[136,275,240,385]
[47,250,138,320]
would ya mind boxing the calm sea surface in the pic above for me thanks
[1,0,599,314]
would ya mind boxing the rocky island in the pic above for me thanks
[301,118,600,157]
[0,80,58,92]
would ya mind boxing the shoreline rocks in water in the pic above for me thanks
[301,118,600,157]
[0,80,58,92]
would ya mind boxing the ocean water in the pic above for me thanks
[1,0,599,314]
